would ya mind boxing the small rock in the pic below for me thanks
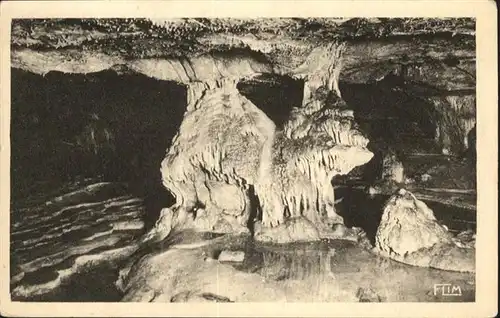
[366,185,381,196]
[420,173,432,182]
[171,291,233,303]
[170,291,191,302]
[356,287,383,302]
[375,189,453,257]
[340,109,354,118]
[199,292,233,302]
[331,223,347,237]
[397,188,407,195]
[212,218,233,233]
[404,177,413,184]
[382,152,405,183]
[218,250,245,262]
[453,230,476,248]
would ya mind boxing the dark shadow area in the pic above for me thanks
[465,123,476,161]
[237,73,304,128]
[10,68,187,230]
[339,78,441,182]
[210,47,272,66]
[339,79,439,155]
[246,185,262,235]
[14,263,123,302]
[334,188,388,244]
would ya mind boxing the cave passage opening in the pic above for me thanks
[237,73,304,129]
[339,79,441,183]
[10,68,188,229]
[339,79,439,154]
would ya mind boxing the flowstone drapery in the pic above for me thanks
[158,44,373,242]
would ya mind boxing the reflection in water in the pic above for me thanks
[225,238,475,302]
[11,180,476,302]
[10,174,476,303]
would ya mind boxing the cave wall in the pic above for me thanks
[10,18,476,238]
[10,68,187,202]
[11,18,476,160]
[340,32,476,157]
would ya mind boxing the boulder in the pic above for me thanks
[375,188,475,272]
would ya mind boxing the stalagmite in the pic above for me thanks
[161,76,275,234]
[253,43,373,242]
[156,42,372,242]
[375,189,475,272]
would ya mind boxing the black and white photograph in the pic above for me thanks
[0,1,497,317]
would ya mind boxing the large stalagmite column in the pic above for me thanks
[158,45,373,242]
[161,78,275,234]
[253,43,374,242]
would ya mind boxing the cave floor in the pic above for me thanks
[121,231,475,302]
[10,180,476,302]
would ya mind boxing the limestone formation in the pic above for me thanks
[253,216,322,244]
[11,19,476,160]
[381,151,405,184]
[429,95,476,154]
[375,189,475,272]
[142,40,373,242]
[8,18,480,305]
[252,44,372,239]
[10,18,475,243]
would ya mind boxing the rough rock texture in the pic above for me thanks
[11,18,476,157]
[381,151,405,183]
[429,95,476,154]
[161,78,272,234]
[10,18,476,241]
[121,248,289,302]
[252,44,372,236]
[218,250,245,262]
[10,181,145,300]
[375,189,474,272]
[253,217,321,243]
[356,287,384,302]
[118,232,475,302]
[152,42,373,240]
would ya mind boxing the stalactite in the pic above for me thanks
[254,42,373,235]
[156,41,373,240]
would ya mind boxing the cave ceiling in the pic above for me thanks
[11,18,475,91]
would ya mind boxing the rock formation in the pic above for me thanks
[375,189,475,272]
[157,43,373,242]
[10,18,476,242]
[9,18,479,304]
[429,95,476,155]
[161,77,272,234]
[381,151,405,184]
[11,19,476,161]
